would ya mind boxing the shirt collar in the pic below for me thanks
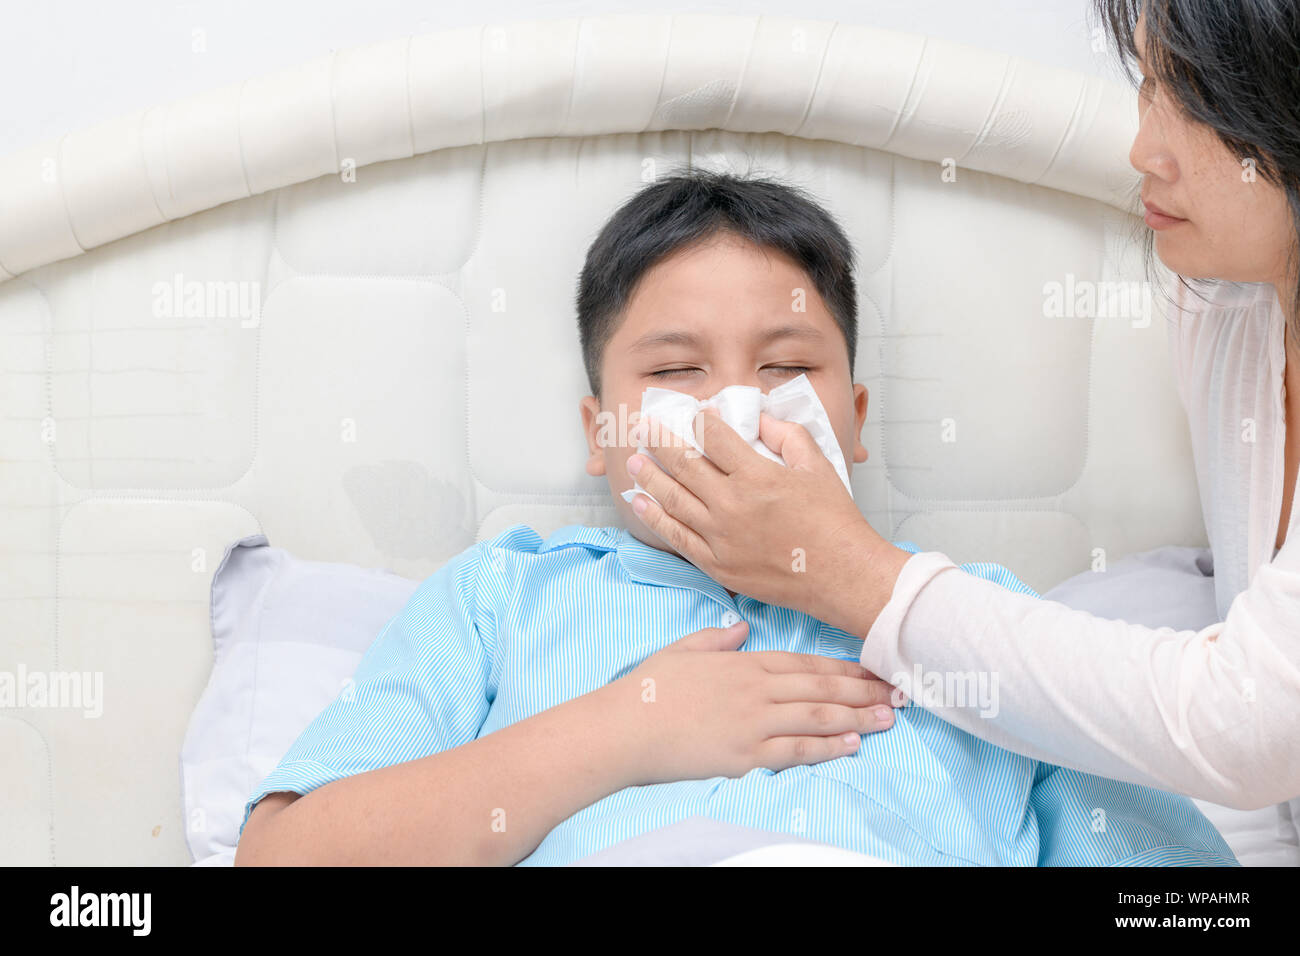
[537,524,623,555]
[612,527,738,609]
[538,524,737,609]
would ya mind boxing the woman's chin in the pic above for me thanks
[1152,237,1212,280]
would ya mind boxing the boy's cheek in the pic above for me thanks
[605,447,637,494]
[601,447,636,493]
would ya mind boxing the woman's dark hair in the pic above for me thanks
[1094,0,1300,334]
[576,170,858,398]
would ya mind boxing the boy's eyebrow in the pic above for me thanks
[628,324,825,352]
[628,329,700,352]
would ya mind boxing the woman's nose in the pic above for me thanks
[1128,106,1178,183]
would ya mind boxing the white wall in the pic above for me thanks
[1,0,1125,156]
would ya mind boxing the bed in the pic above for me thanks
[0,14,1218,865]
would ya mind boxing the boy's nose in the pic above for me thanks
[693,369,770,395]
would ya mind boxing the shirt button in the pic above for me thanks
[720,609,740,627]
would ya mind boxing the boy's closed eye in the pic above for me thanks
[648,365,813,380]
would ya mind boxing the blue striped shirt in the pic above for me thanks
[238,524,1236,866]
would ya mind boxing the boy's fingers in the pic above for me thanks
[758,733,860,771]
[754,650,874,680]
[668,621,748,652]
[762,702,895,738]
[767,673,897,709]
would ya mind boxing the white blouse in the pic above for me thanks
[860,279,1300,811]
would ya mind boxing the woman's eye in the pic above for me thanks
[765,366,810,375]
[650,367,700,378]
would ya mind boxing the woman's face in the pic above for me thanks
[1129,16,1294,286]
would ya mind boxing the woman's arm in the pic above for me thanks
[849,282,1297,809]
[847,529,1300,810]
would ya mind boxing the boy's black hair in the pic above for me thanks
[576,170,858,398]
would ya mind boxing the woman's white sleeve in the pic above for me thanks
[858,539,1300,809]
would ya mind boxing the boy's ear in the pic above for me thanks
[852,384,869,464]
[579,395,607,477]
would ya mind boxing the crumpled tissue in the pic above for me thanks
[620,373,854,507]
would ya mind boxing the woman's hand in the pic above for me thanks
[626,409,912,638]
[608,621,899,786]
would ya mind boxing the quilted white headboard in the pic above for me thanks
[0,15,1204,864]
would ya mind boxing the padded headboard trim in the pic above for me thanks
[0,14,1139,283]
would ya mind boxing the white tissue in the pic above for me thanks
[620,373,854,506]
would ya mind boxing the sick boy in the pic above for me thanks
[235,171,1233,866]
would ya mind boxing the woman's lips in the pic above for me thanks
[1142,199,1188,230]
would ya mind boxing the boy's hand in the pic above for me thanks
[606,620,898,786]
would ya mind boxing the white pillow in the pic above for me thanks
[1043,546,1300,867]
[179,534,418,865]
